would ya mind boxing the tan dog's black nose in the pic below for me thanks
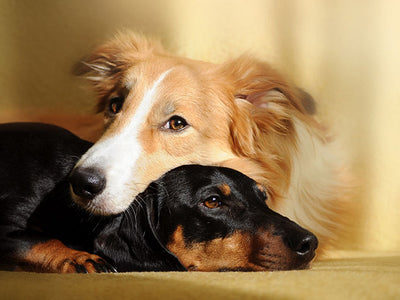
[69,167,106,201]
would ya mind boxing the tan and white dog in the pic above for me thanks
[69,32,351,252]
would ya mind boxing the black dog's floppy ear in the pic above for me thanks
[144,184,187,271]
[92,214,131,271]
[94,187,186,272]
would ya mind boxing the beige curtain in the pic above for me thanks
[1,0,399,251]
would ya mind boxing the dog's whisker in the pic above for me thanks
[124,206,135,232]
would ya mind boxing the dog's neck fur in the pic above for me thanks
[281,118,349,249]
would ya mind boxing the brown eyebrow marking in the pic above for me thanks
[256,183,266,193]
[256,183,268,200]
[218,183,231,196]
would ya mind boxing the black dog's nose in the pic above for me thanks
[69,167,106,201]
[293,234,318,256]
[286,231,318,259]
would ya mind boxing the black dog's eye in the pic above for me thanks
[162,116,188,131]
[203,196,222,209]
[108,97,124,115]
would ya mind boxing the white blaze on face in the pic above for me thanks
[73,69,172,215]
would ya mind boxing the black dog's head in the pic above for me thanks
[94,165,318,272]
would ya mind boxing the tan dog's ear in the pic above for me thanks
[73,31,165,112]
[223,56,306,114]
[230,90,293,157]
[296,88,317,115]
[225,56,304,156]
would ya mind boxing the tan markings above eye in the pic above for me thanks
[256,183,268,201]
[218,184,231,196]
[162,115,188,131]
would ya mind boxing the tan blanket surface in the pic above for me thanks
[1,253,399,300]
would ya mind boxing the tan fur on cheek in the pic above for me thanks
[139,127,199,157]
[166,226,266,271]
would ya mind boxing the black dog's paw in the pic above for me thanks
[73,257,117,273]
[58,253,117,273]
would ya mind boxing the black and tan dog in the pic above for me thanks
[0,123,317,273]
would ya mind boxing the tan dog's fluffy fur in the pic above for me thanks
[72,32,351,253]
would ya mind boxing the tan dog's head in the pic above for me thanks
[69,32,311,215]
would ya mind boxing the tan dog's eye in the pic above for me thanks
[203,196,222,209]
[163,116,188,131]
[108,97,124,115]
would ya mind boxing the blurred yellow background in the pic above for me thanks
[1,0,399,252]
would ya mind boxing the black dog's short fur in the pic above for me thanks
[0,123,113,272]
[0,123,317,273]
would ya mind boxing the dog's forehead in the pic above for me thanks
[212,169,269,204]
[124,59,169,84]
[215,167,257,187]
[182,166,259,197]
[121,63,208,113]
[123,58,207,88]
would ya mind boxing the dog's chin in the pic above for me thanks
[250,261,312,272]
[184,258,313,272]
[69,189,131,216]
[193,261,312,272]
